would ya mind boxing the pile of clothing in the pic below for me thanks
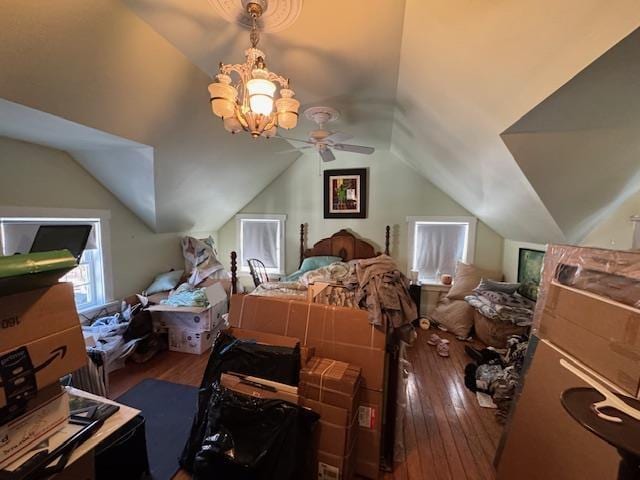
[463,334,530,423]
[250,255,416,328]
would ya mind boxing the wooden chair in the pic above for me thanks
[247,258,269,287]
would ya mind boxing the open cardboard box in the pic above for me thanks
[148,283,228,332]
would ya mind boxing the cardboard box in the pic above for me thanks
[0,390,69,468]
[303,398,357,480]
[300,346,315,368]
[355,388,383,479]
[497,340,621,479]
[0,283,79,352]
[229,295,386,391]
[221,372,299,404]
[300,357,361,415]
[1,325,86,409]
[538,282,640,395]
[227,326,300,349]
[0,382,62,427]
[168,327,214,355]
[148,283,228,332]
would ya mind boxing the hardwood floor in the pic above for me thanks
[109,330,502,479]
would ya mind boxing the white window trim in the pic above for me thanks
[0,206,114,311]
[406,215,477,283]
[235,213,287,276]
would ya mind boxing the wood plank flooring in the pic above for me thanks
[109,330,502,479]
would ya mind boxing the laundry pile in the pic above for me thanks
[463,335,530,423]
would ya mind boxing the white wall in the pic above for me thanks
[0,137,203,299]
[581,190,639,250]
[218,150,504,277]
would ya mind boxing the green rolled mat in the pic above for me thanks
[0,250,78,279]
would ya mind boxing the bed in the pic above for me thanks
[230,224,390,295]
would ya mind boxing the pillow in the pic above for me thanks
[281,256,342,282]
[144,269,184,295]
[446,262,502,300]
[475,278,520,294]
[428,298,475,338]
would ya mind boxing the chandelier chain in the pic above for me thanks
[250,14,260,48]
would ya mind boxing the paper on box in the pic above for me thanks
[0,390,69,468]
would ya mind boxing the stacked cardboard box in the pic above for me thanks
[148,283,228,354]
[229,294,387,478]
[0,282,85,467]
[300,357,362,480]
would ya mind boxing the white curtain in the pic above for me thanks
[414,223,467,281]
[241,220,279,269]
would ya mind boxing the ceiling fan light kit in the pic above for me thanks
[208,1,300,138]
[278,106,376,162]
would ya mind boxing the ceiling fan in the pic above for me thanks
[278,106,375,162]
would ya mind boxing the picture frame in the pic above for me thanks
[517,248,545,301]
[323,168,368,219]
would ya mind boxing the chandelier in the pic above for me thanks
[208,1,300,138]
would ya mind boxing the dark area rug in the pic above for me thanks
[117,379,198,480]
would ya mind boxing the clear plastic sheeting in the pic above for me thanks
[533,244,640,336]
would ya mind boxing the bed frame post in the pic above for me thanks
[299,223,305,268]
[385,225,390,256]
[230,251,238,294]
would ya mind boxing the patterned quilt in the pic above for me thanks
[465,290,535,326]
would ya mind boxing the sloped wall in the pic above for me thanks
[0,137,192,298]
[218,150,504,276]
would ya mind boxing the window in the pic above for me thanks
[0,208,112,312]
[407,216,477,283]
[236,214,286,275]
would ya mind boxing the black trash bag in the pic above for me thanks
[123,307,153,342]
[192,384,318,480]
[180,331,301,471]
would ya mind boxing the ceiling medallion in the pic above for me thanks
[208,1,300,138]
[209,0,302,33]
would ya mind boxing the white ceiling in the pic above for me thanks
[1,0,639,242]
[392,0,640,244]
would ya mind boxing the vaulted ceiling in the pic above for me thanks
[1,0,639,243]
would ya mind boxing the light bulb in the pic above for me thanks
[208,75,237,118]
[223,116,242,134]
[275,88,300,130]
[247,78,276,116]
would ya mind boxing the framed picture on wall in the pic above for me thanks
[323,168,368,219]
[517,248,545,301]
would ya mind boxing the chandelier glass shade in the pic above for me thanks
[208,2,300,138]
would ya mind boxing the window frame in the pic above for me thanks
[0,206,113,312]
[235,214,287,276]
[406,215,477,284]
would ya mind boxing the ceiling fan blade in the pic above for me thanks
[277,146,313,154]
[333,143,375,155]
[325,131,353,144]
[319,148,336,162]
[276,134,314,145]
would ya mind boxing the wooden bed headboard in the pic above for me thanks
[230,225,390,294]
[299,224,390,266]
